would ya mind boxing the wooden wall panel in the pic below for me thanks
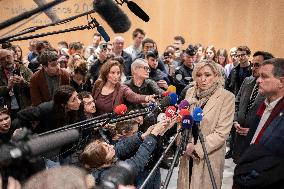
[0,0,283,57]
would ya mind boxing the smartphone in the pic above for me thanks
[12,69,21,76]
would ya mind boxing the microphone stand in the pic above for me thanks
[0,10,95,43]
[38,108,150,136]
[6,24,94,42]
[0,0,66,30]
[196,122,218,189]
[139,129,182,189]
[162,126,190,189]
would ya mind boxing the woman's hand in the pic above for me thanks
[185,143,195,157]
[0,176,21,189]
[145,95,156,103]
[184,143,200,160]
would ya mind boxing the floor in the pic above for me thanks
[160,156,236,189]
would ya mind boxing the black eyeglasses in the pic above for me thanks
[252,63,260,68]
[236,53,247,58]
[138,66,150,71]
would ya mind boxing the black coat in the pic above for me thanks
[233,144,284,189]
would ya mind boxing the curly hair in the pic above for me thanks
[38,50,59,67]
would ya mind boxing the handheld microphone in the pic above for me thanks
[125,0,150,22]
[182,115,193,129]
[93,0,131,33]
[180,114,194,152]
[178,109,190,122]
[162,91,171,97]
[193,107,204,122]
[178,100,190,110]
[114,104,128,115]
[167,85,177,94]
[165,106,177,118]
[99,104,128,143]
[169,93,178,105]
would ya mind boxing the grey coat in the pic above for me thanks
[233,76,265,162]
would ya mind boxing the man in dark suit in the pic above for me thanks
[232,51,274,163]
[225,46,252,158]
[233,58,284,189]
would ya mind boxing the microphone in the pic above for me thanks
[193,107,204,122]
[97,25,110,42]
[182,115,193,130]
[165,106,177,118]
[0,129,79,165]
[180,114,194,151]
[178,108,190,122]
[178,99,190,110]
[157,113,166,122]
[162,91,171,97]
[93,0,131,33]
[167,85,177,94]
[169,93,178,105]
[99,104,128,143]
[114,104,128,115]
[125,0,150,22]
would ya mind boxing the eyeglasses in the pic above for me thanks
[138,66,150,71]
[252,63,260,68]
[236,53,247,58]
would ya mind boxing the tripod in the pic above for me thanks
[139,128,185,189]
[192,107,218,189]
[140,114,193,189]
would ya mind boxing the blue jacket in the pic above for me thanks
[92,132,158,184]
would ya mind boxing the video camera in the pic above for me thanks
[96,162,135,189]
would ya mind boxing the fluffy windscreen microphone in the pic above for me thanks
[126,0,150,22]
[93,0,131,33]
[114,104,128,115]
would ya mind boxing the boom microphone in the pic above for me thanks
[125,0,150,22]
[93,0,131,33]
[0,129,79,165]
[96,24,111,42]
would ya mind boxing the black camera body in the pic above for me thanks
[98,162,135,189]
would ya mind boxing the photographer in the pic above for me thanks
[88,42,113,83]
[0,49,32,119]
[80,117,177,188]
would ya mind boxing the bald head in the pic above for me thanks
[113,36,125,54]
[0,49,14,70]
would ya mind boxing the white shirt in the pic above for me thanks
[124,45,142,61]
[250,97,282,144]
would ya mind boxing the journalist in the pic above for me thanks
[80,117,177,188]
[92,60,155,116]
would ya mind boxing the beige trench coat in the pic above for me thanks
[177,87,235,189]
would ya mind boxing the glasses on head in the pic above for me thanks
[236,53,247,58]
